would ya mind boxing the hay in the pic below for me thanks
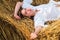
[0,0,60,40]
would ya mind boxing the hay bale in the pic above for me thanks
[0,0,60,40]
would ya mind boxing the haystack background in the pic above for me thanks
[0,0,60,40]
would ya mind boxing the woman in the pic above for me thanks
[14,0,60,39]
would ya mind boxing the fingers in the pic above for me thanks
[30,33,37,40]
[14,14,20,19]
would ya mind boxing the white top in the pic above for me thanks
[22,0,36,10]
[22,0,60,28]
[34,6,60,28]
[34,0,60,28]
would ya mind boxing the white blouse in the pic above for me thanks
[22,0,36,10]
[34,0,60,28]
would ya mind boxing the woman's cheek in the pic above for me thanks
[21,10,25,15]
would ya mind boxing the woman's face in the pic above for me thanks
[21,8,35,17]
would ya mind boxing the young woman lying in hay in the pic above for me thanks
[0,0,60,40]
[14,0,60,39]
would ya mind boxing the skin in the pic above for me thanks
[14,2,23,19]
[30,26,43,39]
[21,8,36,17]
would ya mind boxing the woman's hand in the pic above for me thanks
[30,32,37,39]
[14,14,20,19]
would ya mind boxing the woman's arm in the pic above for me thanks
[30,26,43,39]
[14,2,23,19]
[34,26,43,35]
